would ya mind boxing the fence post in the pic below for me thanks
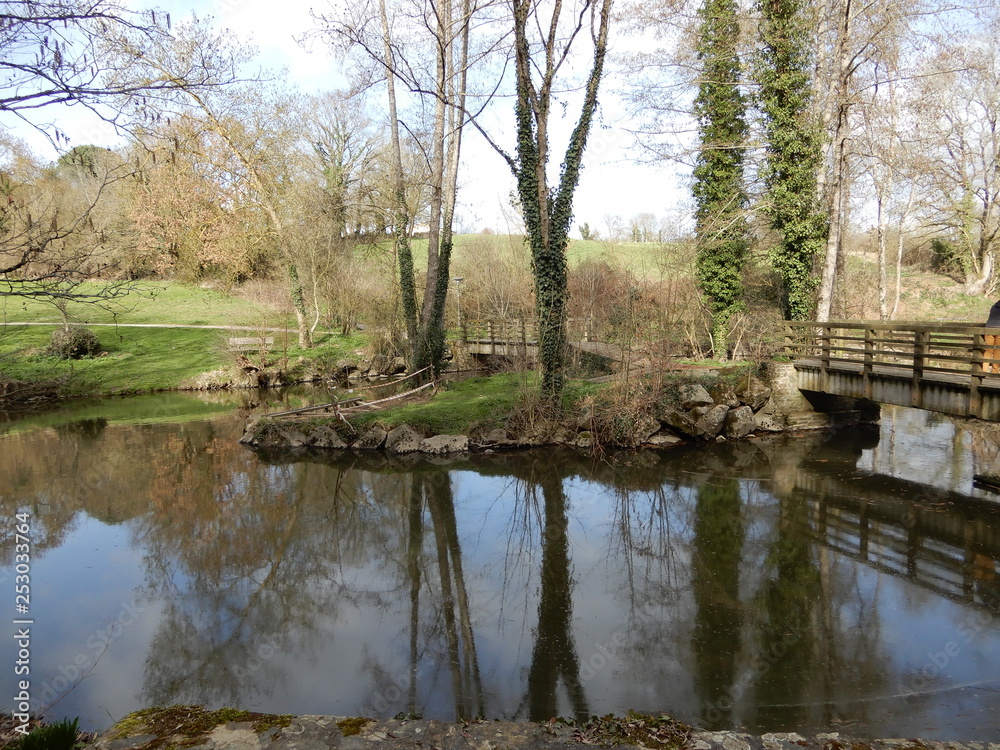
[820,326,832,384]
[488,320,495,355]
[911,329,928,409]
[863,328,875,400]
[970,332,986,418]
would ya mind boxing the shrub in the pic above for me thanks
[930,237,961,275]
[48,326,101,359]
[18,717,79,750]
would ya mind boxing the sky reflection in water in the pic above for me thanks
[3,396,1000,741]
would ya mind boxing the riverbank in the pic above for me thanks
[85,711,1000,750]
[238,363,879,453]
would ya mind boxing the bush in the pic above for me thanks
[48,326,101,359]
[931,238,962,275]
[18,717,79,750]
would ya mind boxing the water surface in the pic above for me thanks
[2,395,1000,741]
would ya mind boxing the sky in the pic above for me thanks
[9,0,689,237]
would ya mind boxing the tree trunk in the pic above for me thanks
[816,0,854,323]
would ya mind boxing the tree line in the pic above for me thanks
[1,0,998,401]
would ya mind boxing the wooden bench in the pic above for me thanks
[227,336,274,353]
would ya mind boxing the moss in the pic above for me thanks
[335,717,374,736]
[558,713,691,750]
[110,706,293,748]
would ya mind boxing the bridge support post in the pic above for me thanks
[863,328,875,400]
[910,330,928,409]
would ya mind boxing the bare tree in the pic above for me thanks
[0,3,243,315]
[0,135,152,317]
[907,17,1000,296]
[318,0,489,372]
[121,19,324,346]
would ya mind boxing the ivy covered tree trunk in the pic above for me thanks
[377,0,469,377]
[287,264,313,348]
[509,0,613,402]
[692,0,749,359]
[755,0,827,321]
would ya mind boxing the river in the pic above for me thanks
[2,391,1000,741]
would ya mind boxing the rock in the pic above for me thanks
[661,408,700,438]
[647,430,683,447]
[550,425,576,445]
[309,425,347,449]
[723,405,756,439]
[631,416,662,446]
[483,428,512,445]
[334,359,358,375]
[238,419,259,445]
[736,375,773,412]
[694,404,729,438]
[281,428,310,448]
[391,356,408,374]
[418,435,469,454]
[753,412,785,433]
[708,383,741,408]
[677,383,714,410]
[353,426,388,450]
[385,424,424,453]
[573,431,595,449]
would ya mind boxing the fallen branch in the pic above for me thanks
[341,381,437,412]
[267,397,363,419]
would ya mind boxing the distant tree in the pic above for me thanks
[691,0,749,358]
[0,135,151,317]
[319,0,480,373]
[0,1,242,314]
[123,20,321,346]
[907,20,1000,296]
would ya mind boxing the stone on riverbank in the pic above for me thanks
[88,713,1000,750]
[238,362,878,455]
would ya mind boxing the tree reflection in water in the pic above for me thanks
[691,478,744,729]
[525,471,588,722]
[6,406,1000,739]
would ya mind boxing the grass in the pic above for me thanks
[0,281,297,328]
[404,234,682,280]
[339,372,603,437]
[0,321,370,399]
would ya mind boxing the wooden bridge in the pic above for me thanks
[794,463,1000,612]
[785,321,1000,421]
[455,318,629,362]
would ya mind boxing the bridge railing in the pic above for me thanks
[783,320,1000,404]
[457,317,594,344]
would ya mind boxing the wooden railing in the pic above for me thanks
[783,319,1000,409]
[783,320,1000,375]
[457,317,594,344]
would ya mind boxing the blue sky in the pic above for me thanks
[8,0,686,235]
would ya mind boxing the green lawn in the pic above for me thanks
[343,372,602,436]
[0,280,297,328]
[0,326,231,395]
[0,317,370,398]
